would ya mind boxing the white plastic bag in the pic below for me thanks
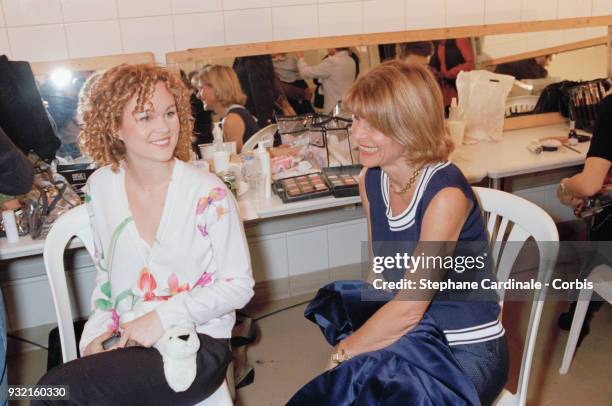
[456,70,514,142]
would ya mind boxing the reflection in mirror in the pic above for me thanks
[476,28,609,117]
[37,69,94,160]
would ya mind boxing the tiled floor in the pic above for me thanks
[7,295,611,406]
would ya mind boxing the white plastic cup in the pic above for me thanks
[2,209,19,243]
[198,144,216,160]
[213,150,230,174]
[223,141,237,155]
[448,120,466,148]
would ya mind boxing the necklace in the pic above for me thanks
[391,167,421,194]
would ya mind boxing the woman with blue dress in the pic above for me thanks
[288,60,508,406]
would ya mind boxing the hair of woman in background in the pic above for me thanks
[232,55,295,127]
[33,64,254,405]
[288,60,508,406]
[494,55,552,80]
[196,64,259,153]
[397,41,435,65]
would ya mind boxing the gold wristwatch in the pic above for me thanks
[331,345,351,365]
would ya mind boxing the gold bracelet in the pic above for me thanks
[330,345,351,365]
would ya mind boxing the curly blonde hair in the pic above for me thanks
[78,64,193,171]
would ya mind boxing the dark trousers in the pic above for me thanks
[32,335,231,406]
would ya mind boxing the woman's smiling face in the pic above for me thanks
[117,81,180,165]
[351,116,405,168]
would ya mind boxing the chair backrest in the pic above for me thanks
[241,124,277,152]
[473,187,559,406]
[43,204,93,363]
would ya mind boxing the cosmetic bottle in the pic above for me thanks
[255,141,272,199]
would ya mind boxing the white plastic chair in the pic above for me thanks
[43,204,233,405]
[241,124,277,152]
[559,264,611,374]
[472,187,559,406]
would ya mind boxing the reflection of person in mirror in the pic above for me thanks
[195,64,260,153]
[272,53,314,115]
[33,64,254,405]
[40,71,89,159]
[288,61,508,406]
[295,48,358,114]
[397,41,434,66]
[556,94,611,342]
[429,38,475,108]
[494,55,552,80]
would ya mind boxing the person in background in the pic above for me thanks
[0,55,60,162]
[272,53,314,115]
[288,60,507,406]
[182,70,213,148]
[1,127,35,404]
[295,48,357,114]
[33,64,254,404]
[556,93,611,342]
[397,41,435,66]
[196,64,259,153]
[429,39,475,108]
[494,55,552,80]
[232,55,295,127]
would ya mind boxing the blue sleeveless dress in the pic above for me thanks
[287,162,508,406]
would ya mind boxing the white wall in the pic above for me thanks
[0,0,610,64]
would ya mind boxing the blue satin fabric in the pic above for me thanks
[286,281,482,406]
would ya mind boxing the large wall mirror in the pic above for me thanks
[167,17,612,134]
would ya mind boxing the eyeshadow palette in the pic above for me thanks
[273,173,332,203]
[322,165,362,197]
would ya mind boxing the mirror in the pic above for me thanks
[169,25,610,137]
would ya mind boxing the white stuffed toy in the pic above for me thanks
[121,301,201,392]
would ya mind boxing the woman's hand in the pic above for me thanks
[295,51,304,59]
[118,310,165,348]
[83,330,116,356]
[556,181,582,207]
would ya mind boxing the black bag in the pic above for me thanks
[532,80,578,117]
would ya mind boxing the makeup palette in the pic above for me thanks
[322,165,362,197]
[274,173,332,202]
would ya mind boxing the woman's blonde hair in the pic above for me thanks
[197,64,246,107]
[78,64,193,171]
[344,60,452,167]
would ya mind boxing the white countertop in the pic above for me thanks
[452,123,586,179]
[1,122,586,261]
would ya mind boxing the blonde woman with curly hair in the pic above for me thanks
[195,64,259,153]
[34,64,254,405]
